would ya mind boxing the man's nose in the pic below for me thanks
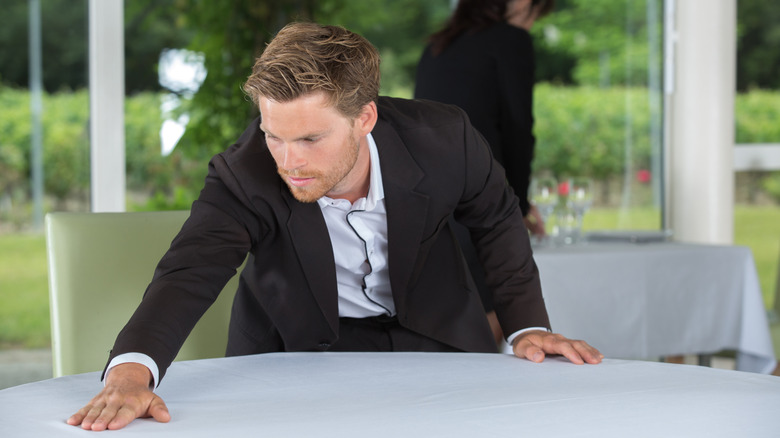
[281,144,305,170]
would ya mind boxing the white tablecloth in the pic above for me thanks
[533,241,776,373]
[1,352,779,437]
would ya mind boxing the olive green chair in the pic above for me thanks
[45,211,243,377]
[772,243,780,361]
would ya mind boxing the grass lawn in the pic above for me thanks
[0,205,777,349]
[583,206,663,231]
[0,232,50,348]
[734,205,780,309]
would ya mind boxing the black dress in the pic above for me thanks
[415,23,536,311]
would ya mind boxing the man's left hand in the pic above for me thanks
[513,330,603,365]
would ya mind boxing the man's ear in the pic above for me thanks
[355,101,378,136]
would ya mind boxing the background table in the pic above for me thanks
[2,352,779,437]
[533,241,776,373]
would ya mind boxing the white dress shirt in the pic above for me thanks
[317,133,394,317]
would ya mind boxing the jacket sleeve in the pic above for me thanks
[105,141,264,382]
[453,108,550,336]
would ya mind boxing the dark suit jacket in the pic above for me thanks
[109,97,550,381]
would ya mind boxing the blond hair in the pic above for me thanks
[243,22,381,119]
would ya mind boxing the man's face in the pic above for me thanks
[259,92,375,203]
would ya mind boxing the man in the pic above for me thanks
[69,22,602,431]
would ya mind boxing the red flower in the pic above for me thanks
[636,169,651,184]
[558,180,570,196]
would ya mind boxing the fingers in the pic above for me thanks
[524,217,545,236]
[570,339,604,365]
[147,395,171,423]
[70,397,126,431]
[66,362,167,430]
[528,347,546,363]
[90,403,122,431]
[67,395,113,431]
[548,339,584,365]
[512,331,547,362]
[68,400,113,431]
[66,406,90,427]
[104,405,143,431]
[67,386,169,431]
[513,331,604,365]
[523,206,547,236]
[69,393,170,431]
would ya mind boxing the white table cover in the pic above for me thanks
[533,241,776,373]
[1,352,779,437]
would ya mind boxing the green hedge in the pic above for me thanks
[1,85,778,217]
[533,84,656,181]
[0,87,203,214]
[0,88,90,208]
[735,88,780,143]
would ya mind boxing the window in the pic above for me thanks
[734,1,780,309]
[530,0,665,233]
[0,0,90,376]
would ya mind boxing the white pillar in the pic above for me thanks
[89,0,125,212]
[667,0,736,244]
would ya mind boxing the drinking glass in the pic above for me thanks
[555,205,581,245]
[567,177,593,215]
[530,177,558,243]
[558,177,592,244]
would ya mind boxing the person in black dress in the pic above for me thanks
[415,0,554,344]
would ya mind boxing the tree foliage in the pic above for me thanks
[314,0,450,96]
[531,0,664,87]
[1,0,778,92]
[124,0,196,94]
[736,0,780,91]
[0,0,88,92]
[0,0,194,93]
[171,0,316,168]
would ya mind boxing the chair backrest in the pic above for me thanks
[45,211,242,377]
[775,241,780,317]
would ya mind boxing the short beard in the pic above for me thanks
[279,135,360,203]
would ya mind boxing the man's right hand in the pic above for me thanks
[67,362,170,431]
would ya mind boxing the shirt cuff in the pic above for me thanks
[104,353,160,390]
[503,327,551,354]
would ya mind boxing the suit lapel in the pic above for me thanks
[372,120,429,313]
[282,187,340,335]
